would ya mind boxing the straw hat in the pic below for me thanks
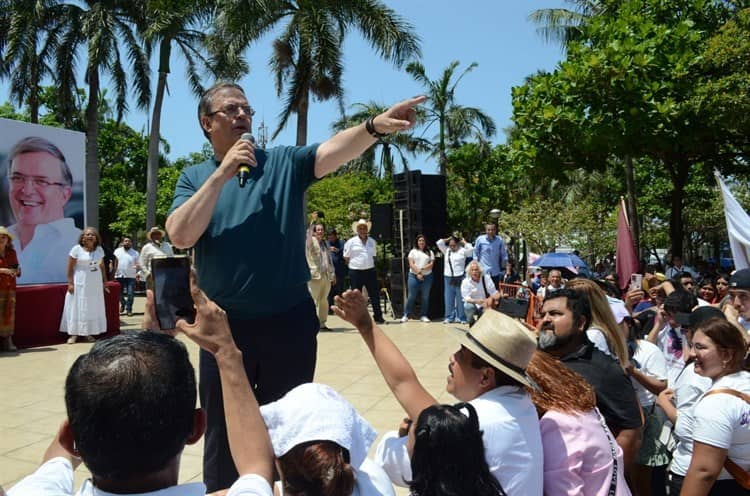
[146,227,165,241]
[0,226,13,241]
[447,309,536,387]
[351,218,372,235]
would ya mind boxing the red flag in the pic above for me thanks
[616,198,639,292]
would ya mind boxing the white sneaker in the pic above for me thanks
[400,316,408,323]
[420,316,430,323]
[443,319,451,324]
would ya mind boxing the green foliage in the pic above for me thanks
[306,171,393,236]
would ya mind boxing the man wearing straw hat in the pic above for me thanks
[344,218,385,324]
[138,227,174,288]
[166,81,424,492]
[334,289,543,495]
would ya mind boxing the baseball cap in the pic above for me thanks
[674,305,726,328]
[729,268,750,290]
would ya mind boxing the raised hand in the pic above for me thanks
[333,289,374,333]
[372,95,426,135]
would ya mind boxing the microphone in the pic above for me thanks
[238,132,255,187]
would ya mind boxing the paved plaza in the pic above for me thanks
[0,295,462,493]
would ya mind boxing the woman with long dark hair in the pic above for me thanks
[681,318,750,495]
[402,234,435,323]
[409,402,506,496]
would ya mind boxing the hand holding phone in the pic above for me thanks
[152,256,196,330]
[630,273,643,292]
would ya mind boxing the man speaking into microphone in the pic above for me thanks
[166,81,423,492]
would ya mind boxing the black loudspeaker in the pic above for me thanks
[370,203,393,241]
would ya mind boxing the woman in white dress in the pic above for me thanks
[60,227,108,344]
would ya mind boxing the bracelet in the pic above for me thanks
[365,116,388,139]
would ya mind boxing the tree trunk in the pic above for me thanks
[29,59,39,124]
[85,68,100,229]
[438,113,447,176]
[296,91,309,146]
[147,39,171,230]
[666,158,689,258]
[624,155,640,259]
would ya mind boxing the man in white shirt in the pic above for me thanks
[139,227,174,287]
[461,261,501,325]
[6,136,81,284]
[113,237,140,316]
[9,280,275,496]
[343,219,384,323]
[334,290,543,496]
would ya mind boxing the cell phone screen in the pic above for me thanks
[153,256,195,330]
[630,273,643,292]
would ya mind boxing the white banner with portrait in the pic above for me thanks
[0,118,86,284]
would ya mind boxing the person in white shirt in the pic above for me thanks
[334,291,543,496]
[436,234,473,324]
[647,290,697,385]
[461,261,501,325]
[113,237,140,316]
[655,306,720,495]
[6,136,81,284]
[139,227,174,288]
[682,317,750,495]
[8,278,275,496]
[260,383,395,496]
[401,234,435,323]
[343,219,384,323]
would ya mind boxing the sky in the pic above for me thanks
[2,0,569,174]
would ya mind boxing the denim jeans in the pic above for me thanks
[444,276,466,322]
[404,272,433,318]
[116,277,135,312]
[464,302,483,323]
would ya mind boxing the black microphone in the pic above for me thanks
[238,132,255,187]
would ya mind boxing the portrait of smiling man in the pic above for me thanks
[6,136,81,284]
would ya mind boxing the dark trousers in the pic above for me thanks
[667,471,748,495]
[200,297,319,492]
[349,268,383,320]
[328,270,346,308]
[116,277,135,312]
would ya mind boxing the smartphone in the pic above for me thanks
[630,273,643,292]
[497,298,530,320]
[152,256,195,330]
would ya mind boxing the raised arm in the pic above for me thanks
[333,289,436,420]
[176,276,274,484]
[314,96,424,178]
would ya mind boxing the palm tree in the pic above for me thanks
[55,0,151,229]
[142,0,244,230]
[406,61,496,176]
[528,0,605,47]
[0,0,66,123]
[332,101,430,178]
[216,0,421,145]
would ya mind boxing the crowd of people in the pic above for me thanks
[4,81,750,496]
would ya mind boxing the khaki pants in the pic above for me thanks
[308,278,331,327]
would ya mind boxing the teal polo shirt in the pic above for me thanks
[168,144,319,319]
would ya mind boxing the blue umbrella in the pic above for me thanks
[533,252,589,274]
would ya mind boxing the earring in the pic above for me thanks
[723,360,728,369]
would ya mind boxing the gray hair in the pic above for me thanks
[8,136,73,186]
[197,81,245,140]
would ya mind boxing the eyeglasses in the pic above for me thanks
[9,173,67,189]
[206,103,255,118]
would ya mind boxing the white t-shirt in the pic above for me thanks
[407,249,434,276]
[374,387,544,496]
[669,362,712,476]
[8,457,273,496]
[587,327,612,356]
[692,371,750,479]
[655,324,688,386]
[343,236,377,270]
[114,247,140,279]
[461,274,498,305]
[630,340,668,407]
[436,239,473,277]
[9,218,82,284]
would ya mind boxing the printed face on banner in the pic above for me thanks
[1,118,85,285]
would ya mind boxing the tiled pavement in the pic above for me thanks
[0,295,464,493]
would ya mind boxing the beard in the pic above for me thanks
[537,327,574,352]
